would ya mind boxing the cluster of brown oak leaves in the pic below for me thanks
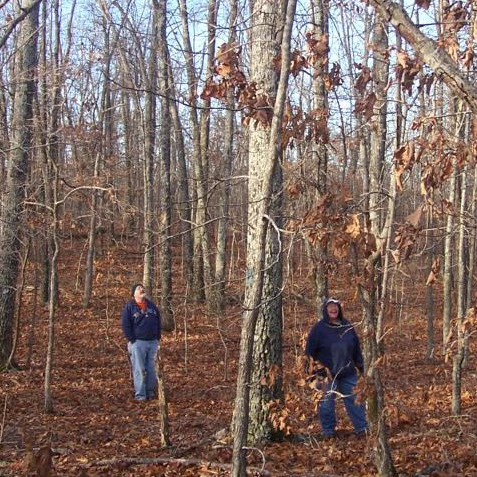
[202,3,477,283]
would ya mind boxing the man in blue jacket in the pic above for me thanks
[121,283,161,401]
[305,297,367,437]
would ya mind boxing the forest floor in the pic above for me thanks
[1,238,477,476]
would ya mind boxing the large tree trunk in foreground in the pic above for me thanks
[230,0,297,473]
[0,0,40,369]
[249,161,284,443]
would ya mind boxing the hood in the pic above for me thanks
[322,297,344,323]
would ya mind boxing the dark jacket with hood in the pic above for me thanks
[305,300,364,378]
[121,298,161,343]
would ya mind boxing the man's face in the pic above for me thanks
[134,285,146,302]
[326,302,339,319]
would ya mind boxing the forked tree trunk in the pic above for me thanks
[0,0,40,369]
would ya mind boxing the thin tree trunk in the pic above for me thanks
[167,58,193,291]
[214,0,238,313]
[83,152,100,308]
[84,18,112,307]
[44,170,59,414]
[443,162,456,353]
[178,0,209,303]
[155,0,174,331]
[156,351,171,447]
[310,0,329,311]
[452,159,468,415]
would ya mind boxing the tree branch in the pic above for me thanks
[0,0,42,50]
[367,0,477,112]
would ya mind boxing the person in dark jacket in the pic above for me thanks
[305,297,367,437]
[121,283,161,401]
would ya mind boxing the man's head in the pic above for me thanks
[131,283,146,302]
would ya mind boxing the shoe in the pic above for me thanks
[354,429,368,438]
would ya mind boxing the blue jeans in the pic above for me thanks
[319,372,367,435]
[128,340,159,400]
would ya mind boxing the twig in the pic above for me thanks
[0,394,7,445]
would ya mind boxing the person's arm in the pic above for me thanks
[121,303,135,343]
[304,325,323,374]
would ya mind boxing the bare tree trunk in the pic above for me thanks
[178,0,212,303]
[167,59,193,291]
[443,162,456,352]
[44,172,59,414]
[310,0,329,311]
[83,152,101,308]
[357,12,396,477]
[214,0,238,313]
[452,158,468,414]
[84,19,112,308]
[425,209,436,361]
[249,160,284,443]
[0,0,40,369]
[230,0,297,472]
[142,12,158,294]
[155,0,174,331]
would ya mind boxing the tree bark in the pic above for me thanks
[249,161,284,443]
[0,0,40,369]
[167,58,194,292]
[214,0,238,313]
[155,0,174,331]
[230,0,297,472]
[142,15,158,295]
[310,0,329,311]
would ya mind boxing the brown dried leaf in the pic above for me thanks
[425,259,441,285]
[415,0,431,9]
[354,91,376,121]
[405,205,423,228]
[354,64,372,94]
[345,214,361,239]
